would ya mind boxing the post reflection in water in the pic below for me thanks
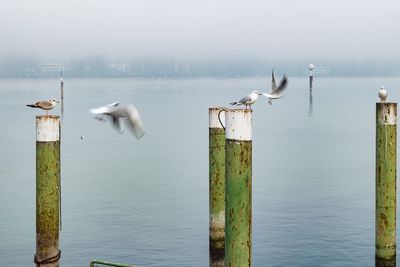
[309,87,313,116]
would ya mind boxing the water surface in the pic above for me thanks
[1,77,399,266]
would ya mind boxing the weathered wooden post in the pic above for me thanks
[375,95,397,266]
[209,107,226,267]
[225,109,252,267]
[34,115,61,267]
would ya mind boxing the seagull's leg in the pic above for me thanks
[268,99,272,105]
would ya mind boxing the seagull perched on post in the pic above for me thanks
[230,90,262,110]
[261,70,288,104]
[378,86,387,102]
[90,101,145,140]
[26,99,59,115]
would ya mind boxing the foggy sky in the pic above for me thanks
[1,0,399,61]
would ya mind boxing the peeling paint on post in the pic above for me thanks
[225,109,252,267]
[35,115,60,267]
[209,107,226,267]
[376,102,397,266]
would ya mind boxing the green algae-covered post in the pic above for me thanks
[225,109,252,267]
[209,107,226,267]
[35,115,61,267]
[376,102,397,266]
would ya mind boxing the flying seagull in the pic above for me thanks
[262,70,288,104]
[26,99,59,115]
[90,101,145,139]
[230,90,262,110]
[378,86,387,102]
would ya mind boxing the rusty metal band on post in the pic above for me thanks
[376,103,397,264]
[35,115,60,267]
[209,107,226,267]
[225,109,252,267]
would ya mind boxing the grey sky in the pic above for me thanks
[1,0,399,61]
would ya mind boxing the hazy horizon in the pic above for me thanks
[1,1,400,62]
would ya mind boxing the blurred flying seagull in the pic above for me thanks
[378,86,387,102]
[261,69,288,104]
[90,101,145,139]
[230,90,262,110]
[26,98,59,115]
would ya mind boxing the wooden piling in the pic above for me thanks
[376,102,397,266]
[209,107,226,267]
[35,115,61,267]
[225,109,252,267]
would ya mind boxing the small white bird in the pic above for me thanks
[378,86,387,102]
[261,70,288,104]
[26,99,59,115]
[230,90,262,110]
[90,101,145,139]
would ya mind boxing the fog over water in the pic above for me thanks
[1,0,400,61]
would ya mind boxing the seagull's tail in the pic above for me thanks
[26,104,37,108]
[230,101,238,106]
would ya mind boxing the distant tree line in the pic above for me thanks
[0,57,399,78]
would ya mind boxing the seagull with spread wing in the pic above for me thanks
[90,101,145,139]
[262,70,288,104]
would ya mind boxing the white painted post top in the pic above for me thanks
[225,109,252,141]
[36,115,60,142]
[209,107,226,129]
[377,102,397,126]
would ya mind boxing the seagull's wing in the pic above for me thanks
[273,75,288,94]
[106,101,120,107]
[36,100,53,109]
[90,102,120,114]
[239,95,252,105]
[271,69,277,92]
[124,104,145,139]
[90,105,113,114]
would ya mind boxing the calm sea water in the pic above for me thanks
[1,77,400,266]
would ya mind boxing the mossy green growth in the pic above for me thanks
[225,139,252,267]
[36,141,60,264]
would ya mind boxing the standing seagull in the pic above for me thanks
[262,70,288,104]
[230,90,262,110]
[26,99,59,115]
[90,101,145,140]
[378,86,387,102]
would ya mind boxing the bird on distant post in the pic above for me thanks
[26,99,59,115]
[230,90,262,110]
[261,69,288,104]
[378,86,387,102]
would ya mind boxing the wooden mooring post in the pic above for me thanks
[376,101,397,267]
[225,109,252,267]
[209,107,226,267]
[35,115,61,267]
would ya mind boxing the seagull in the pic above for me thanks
[90,101,145,139]
[378,86,387,102]
[230,90,262,110]
[26,99,59,115]
[261,70,288,104]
